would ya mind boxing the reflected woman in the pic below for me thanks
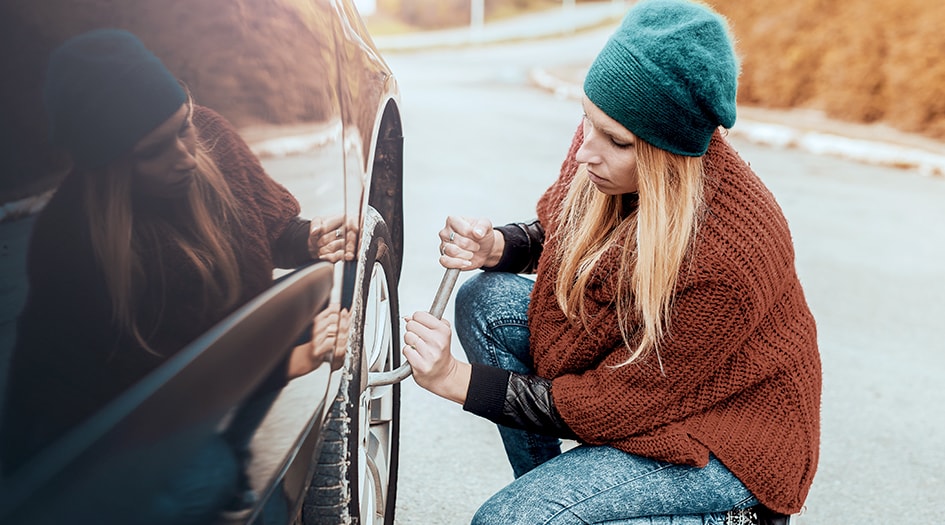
[1,29,344,476]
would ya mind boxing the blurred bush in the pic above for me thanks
[710,0,945,140]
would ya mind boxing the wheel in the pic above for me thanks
[303,208,400,525]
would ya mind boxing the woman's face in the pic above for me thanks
[576,96,639,195]
[129,103,197,199]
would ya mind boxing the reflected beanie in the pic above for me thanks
[583,0,738,156]
[43,29,186,168]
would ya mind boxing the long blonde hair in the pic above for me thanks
[554,139,705,370]
[83,141,244,354]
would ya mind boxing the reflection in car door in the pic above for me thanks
[0,0,385,523]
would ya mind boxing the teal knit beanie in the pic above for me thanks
[43,29,186,168]
[583,0,739,156]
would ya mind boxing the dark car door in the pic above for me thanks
[0,262,335,525]
[0,0,402,523]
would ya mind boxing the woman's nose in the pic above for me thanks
[575,136,597,165]
[173,139,197,171]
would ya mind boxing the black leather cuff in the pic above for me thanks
[504,372,577,439]
[483,220,544,274]
[463,363,577,440]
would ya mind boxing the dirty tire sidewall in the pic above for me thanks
[303,213,400,525]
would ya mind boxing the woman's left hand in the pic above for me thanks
[402,311,471,404]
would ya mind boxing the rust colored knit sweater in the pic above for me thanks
[528,125,821,514]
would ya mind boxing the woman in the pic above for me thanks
[1,29,345,475]
[402,1,821,523]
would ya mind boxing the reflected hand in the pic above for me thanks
[328,307,349,371]
[311,303,346,371]
[309,215,357,263]
[286,303,347,379]
[438,216,498,271]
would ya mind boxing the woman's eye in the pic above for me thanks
[612,140,633,149]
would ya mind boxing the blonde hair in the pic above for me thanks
[83,142,244,354]
[554,139,704,370]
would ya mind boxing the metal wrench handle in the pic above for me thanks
[366,267,461,387]
[428,267,460,319]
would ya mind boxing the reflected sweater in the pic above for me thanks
[1,106,311,472]
[468,126,821,515]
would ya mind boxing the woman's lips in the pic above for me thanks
[165,171,195,195]
[587,169,606,185]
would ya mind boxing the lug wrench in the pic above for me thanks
[366,267,460,387]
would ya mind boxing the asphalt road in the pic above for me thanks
[381,29,945,525]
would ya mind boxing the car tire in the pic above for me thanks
[303,207,400,525]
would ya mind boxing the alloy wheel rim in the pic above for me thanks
[358,261,394,523]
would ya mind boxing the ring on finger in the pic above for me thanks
[448,231,455,242]
[335,229,342,238]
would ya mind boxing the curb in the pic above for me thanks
[726,121,945,178]
[371,3,628,53]
[247,125,340,159]
[530,68,945,178]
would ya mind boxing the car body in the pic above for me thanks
[0,1,404,523]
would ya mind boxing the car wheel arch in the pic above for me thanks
[365,98,404,281]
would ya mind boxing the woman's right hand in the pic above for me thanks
[438,216,503,270]
[402,311,471,404]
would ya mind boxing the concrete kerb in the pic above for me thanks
[530,67,945,178]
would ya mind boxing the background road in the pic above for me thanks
[380,28,945,524]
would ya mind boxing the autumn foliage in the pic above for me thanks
[707,0,945,140]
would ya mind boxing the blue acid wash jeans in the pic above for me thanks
[454,272,758,525]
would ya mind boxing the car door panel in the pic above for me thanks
[0,1,403,523]
[0,262,335,525]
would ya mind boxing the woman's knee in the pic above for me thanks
[455,272,532,326]
[456,272,509,319]
[470,489,523,525]
[146,436,239,525]
[454,272,532,365]
[471,482,568,525]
